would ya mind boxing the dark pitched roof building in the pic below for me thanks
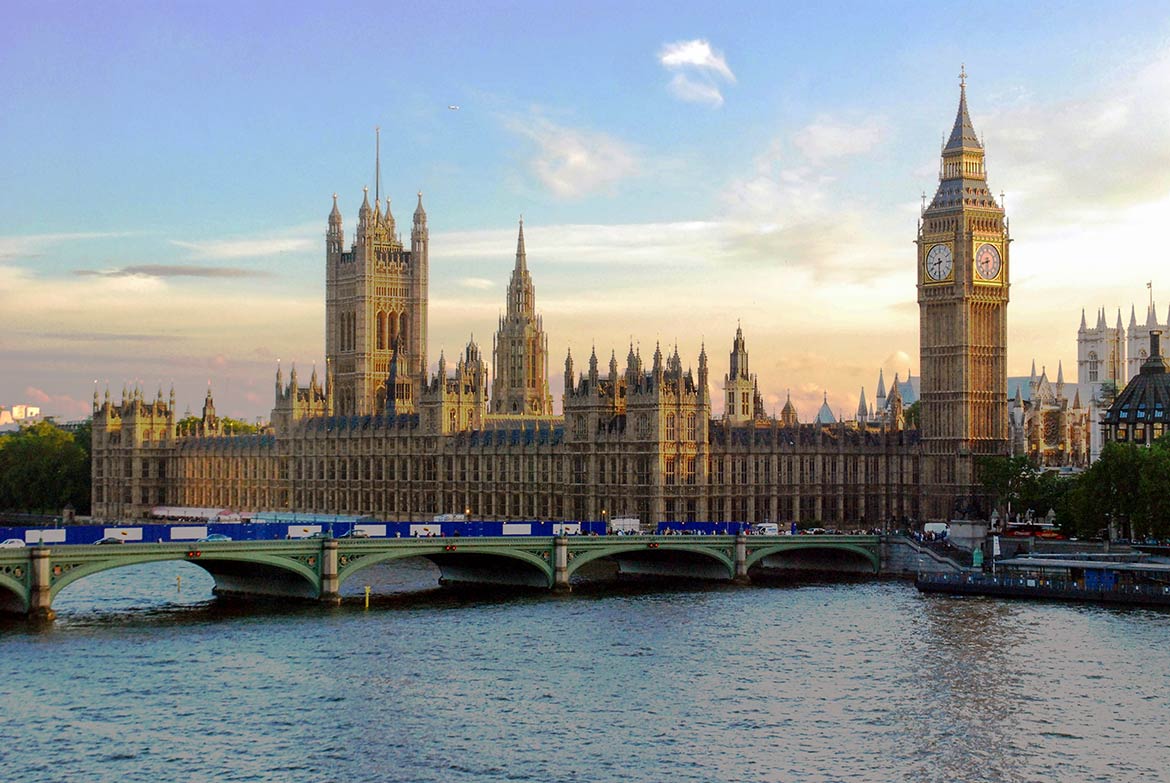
[1103,330,1170,445]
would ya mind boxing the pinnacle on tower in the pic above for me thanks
[945,65,981,152]
[1080,308,1087,331]
[515,217,527,270]
[358,186,371,230]
[1097,307,1107,330]
[414,191,426,222]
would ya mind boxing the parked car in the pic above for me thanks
[95,537,125,545]
[198,534,232,542]
[0,538,26,548]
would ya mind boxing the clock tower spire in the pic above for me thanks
[917,68,1010,520]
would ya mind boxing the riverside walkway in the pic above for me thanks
[0,534,882,620]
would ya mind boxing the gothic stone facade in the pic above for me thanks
[92,80,1005,525]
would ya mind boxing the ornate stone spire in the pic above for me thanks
[515,216,527,271]
[944,65,982,152]
[358,186,371,233]
[490,217,551,415]
[780,389,798,426]
[729,323,749,380]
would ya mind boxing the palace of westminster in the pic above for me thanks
[90,78,1164,525]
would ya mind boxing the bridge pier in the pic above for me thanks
[733,533,750,585]
[553,535,571,593]
[29,547,56,621]
[319,539,341,604]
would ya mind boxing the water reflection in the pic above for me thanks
[2,574,1169,782]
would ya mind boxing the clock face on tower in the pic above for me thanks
[925,243,953,281]
[975,243,1002,280]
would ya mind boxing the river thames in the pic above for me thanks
[2,561,1168,783]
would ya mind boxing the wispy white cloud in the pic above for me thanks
[792,117,888,164]
[437,221,718,267]
[23,386,92,419]
[658,39,735,82]
[0,231,135,262]
[458,277,496,290]
[76,264,269,279]
[509,117,639,199]
[986,50,1170,224]
[667,74,726,108]
[169,226,317,260]
[716,116,902,282]
[658,39,735,108]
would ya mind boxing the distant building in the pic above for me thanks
[1077,299,1170,392]
[1008,363,1093,468]
[0,404,43,431]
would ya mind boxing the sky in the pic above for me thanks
[3,1,1170,422]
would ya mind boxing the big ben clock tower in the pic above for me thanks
[917,68,1010,520]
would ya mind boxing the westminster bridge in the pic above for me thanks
[0,533,962,620]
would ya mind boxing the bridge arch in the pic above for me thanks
[565,541,736,581]
[49,551,320,602]
[744,542,880,574]
[337,545,554,590]
[0,571,28,614]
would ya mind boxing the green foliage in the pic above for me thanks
[1060,438,1170,540]
[176,415,261,434]
[0,420,91,515]
[978,454,1079,529]
[977,455,1033,515]
[904,401,921,428]
[221,417,261,434]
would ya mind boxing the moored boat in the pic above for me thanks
[916,556,1170,607]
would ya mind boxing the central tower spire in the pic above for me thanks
[491,218,552,416]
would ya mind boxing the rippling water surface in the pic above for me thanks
[3,561,1169,783]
